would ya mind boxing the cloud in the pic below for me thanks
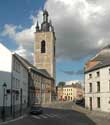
[0,10,43,63]
[1,24,35,48]
[1,0,110,62]
[1,13,37,62]
[15,45,34,63]
[43,0,110,60]
[60,69,84,76]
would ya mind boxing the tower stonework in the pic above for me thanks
[34,10,56,80]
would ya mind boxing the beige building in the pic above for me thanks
[57,84,84,101]
[34,10,56,80]
[17,55,55,105]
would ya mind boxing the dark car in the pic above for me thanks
[75,98,85,107]
[30,104,43,115]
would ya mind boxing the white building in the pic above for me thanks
[0,43,28,116]
[0,43,55,118]
[85,45,110,112]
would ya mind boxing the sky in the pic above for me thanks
[0,0,110,84]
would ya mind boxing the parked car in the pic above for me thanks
[75,98,85,107]
[30,104,43,115]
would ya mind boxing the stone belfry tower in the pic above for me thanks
[34,10,56,80]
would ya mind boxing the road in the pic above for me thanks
[0,102,96,125]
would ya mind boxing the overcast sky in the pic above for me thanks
[0,0,110,83]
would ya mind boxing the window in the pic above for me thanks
[89,97,92,110]
[89,74,92,79]
[13,59,15,70]
[97,97,100,108]
[109,80,110,91]
[89,83,92,92]
[16,79,18,89]
[97,81,100,92]
[41,40,46,53]
[109,69,110,74]
[96,71,100,77]
[12,77,15,87]
[16,94,19,101]
[13,59,20,73]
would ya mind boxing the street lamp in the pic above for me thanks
[2,82,7,122]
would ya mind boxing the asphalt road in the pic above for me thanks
[1,107,96,125]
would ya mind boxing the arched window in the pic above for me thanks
[41,40,46,53]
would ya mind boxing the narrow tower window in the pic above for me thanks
[41,40,46,53]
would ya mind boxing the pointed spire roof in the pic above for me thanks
[43,9,49,16]
[36,20,39,32]
[36,21,39,28]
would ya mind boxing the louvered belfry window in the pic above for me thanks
[41,40,46,53]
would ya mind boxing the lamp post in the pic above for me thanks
[2,82,7,122]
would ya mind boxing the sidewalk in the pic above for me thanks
[0,108,29,124]
[42,101,72,108]
[72,104,110,120]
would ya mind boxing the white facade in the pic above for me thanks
[85,66,110,112]
[12,55,28,112]
[0,43,28,114]
[0,43,12,109]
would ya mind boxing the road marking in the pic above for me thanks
[39,115,48,118]
[45,114,54,117]
[45,114,52,117]
[31,114,62,120]
[50,114,58,117]
[46,114,54,117]
[45,114,58,118]
[31,115,41,119]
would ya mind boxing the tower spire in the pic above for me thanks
[36,20,39,32]
[43,9,48,22]
[41,10,50,32]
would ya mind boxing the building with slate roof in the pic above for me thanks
[14,53,55,105]
[0,42,55,118]
[84,45,110,112]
